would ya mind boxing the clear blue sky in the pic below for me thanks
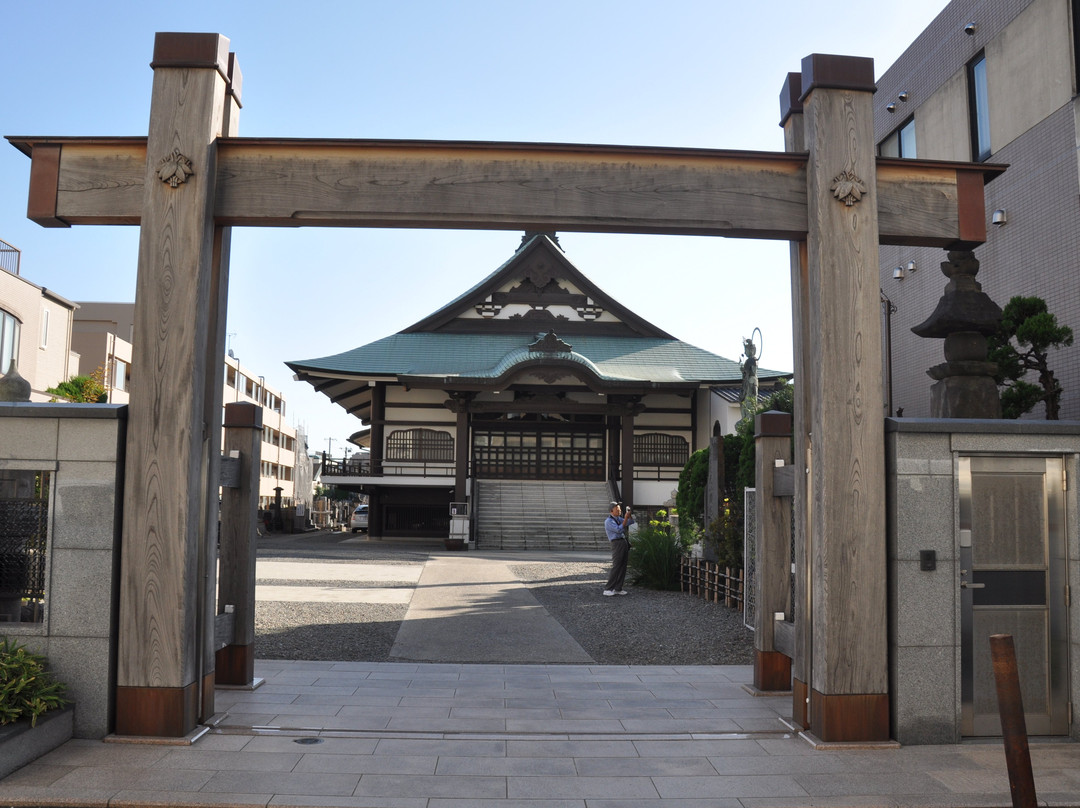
[2,0,947,454]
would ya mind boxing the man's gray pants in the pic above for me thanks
[605,537,629,591]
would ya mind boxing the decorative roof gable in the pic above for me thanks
[402,234,673,339]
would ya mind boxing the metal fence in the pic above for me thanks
[0,239,20,275]
[0,470,50,623]
[743,487,756,631]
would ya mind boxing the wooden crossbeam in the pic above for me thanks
[8,135,1003,246]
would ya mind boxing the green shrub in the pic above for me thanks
[0,638,68,727]
[676,448,709,532]
[628,510,692,590]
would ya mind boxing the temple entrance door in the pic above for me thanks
[472,424,605,480]
[959,455,1070,736]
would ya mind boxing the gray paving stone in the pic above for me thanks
[269,797,427,808]
[113,790,274,806]
[434,755,577,775]
[633,739,768,757]
[574,756,718,777]
[48,765,214,791]
[201,770,360,796]
[154,749,303,772]
[294,754,437,775]
[654,774,809,799]
[242,736,379,755]
[385,717,507,732]
[505,774,658,799]
[506,739,638,758]
[373,738,506,756]
[352,773,506,798]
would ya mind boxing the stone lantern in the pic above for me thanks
[911,250,1003,418]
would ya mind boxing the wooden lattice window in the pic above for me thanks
[634,433,689,467]
[386,428,454,462]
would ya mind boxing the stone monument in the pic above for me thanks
[912,250,1003,418]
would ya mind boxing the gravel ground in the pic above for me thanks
[254,540,753,665]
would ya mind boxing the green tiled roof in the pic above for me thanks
[289,332,786,385]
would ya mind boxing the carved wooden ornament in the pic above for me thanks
[830,169,867,207]
[157,149,194,187]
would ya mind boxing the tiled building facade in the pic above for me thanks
[876,0,1080,420]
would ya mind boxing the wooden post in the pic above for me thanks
[753,410,793,692]
[216,402,261,687]
[800,54,889,742]
[781,70,813,730]
[990,634,1038,808]
[369,382,385,539]
[621,411,635,507]
[199,49,243,723]
[115,32,231,738]
[454,407,468,507]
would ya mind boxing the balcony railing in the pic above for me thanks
[0,239,20,276]
[322,457,455,478]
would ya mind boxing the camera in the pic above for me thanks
[964,22,977,36]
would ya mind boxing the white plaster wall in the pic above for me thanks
[985,0,1073,154]
[913,70,971,161]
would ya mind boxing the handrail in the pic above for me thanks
[321,458,455,478]
[0,239,20,276]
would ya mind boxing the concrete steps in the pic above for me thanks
[473,480,613,551]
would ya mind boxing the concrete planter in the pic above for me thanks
[0,706,73,779]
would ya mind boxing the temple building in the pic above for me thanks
[289,234,787,548]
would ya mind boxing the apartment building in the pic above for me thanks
[875,0,1080,419]
[73,302,299,508]
[0,239,80,401]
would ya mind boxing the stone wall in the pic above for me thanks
[0,402,126,738]
[886,417,1080,744]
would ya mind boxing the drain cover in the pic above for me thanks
[294,737,323,745]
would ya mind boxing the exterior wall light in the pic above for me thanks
[906,260,917,273]
[886,103,897,113]
[898,91,909,102]
[893,266,905,280]
[992,209,1007,226]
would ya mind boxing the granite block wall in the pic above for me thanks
[887,418,1080,744]
[0,402,126,738]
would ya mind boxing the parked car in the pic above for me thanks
[350,504,369,533]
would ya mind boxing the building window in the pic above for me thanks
[0,309,20,372]
[879,116,916,159]
[387,428,454,462]
[633,433,690,467]
[969,52,990,161]
[39,309,49,349]
[111,358,128,392]
[0,469,50,624]
[226,365,237,388]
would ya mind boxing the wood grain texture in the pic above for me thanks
[213,142,808,237]
[219,403,261,651]
[753,428,793,651]
[803,83,888,699]
[55,141,146,224]
[10,134,1000,246]
[117,55,227,702]
[784,104,814,695]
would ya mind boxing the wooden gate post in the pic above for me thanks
[217,402,262,686]
[115,33,234,737]
[800,54,890,742]
[780,71,813,730]
[753,411,793,692]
